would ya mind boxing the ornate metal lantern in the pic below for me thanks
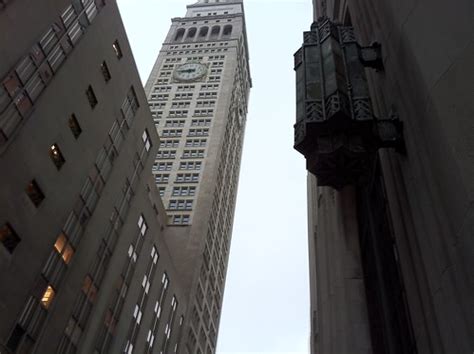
[294,18,403,189]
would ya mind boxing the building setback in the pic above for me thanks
[0,0,250,354]
[295,0,473,353]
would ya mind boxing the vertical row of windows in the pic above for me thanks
[94,215,148,354]
[123,245,159,354]
[144,273,169,353]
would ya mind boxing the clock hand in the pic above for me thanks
[178,68,196,73]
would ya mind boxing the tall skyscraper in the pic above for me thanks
[144,0,251,352]
[0,0,250,354]
[294,0,473,353]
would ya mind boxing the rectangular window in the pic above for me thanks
[172,186,196,196]
[49,143,65,169]
[113,40,123,59]
[162,129,182,137]
[41,285,56,309]
[175,173,199,183]
[54,233,74,264]
[168,200,193,210]
[185,139,207,147]
[68,114,82,138]
[155,162,173,171]
[154,174,169,184]
[86,85,98,108]
[142,130,152,151]
[160,140,179,148]
[26,180,45,207]
[156,150,176,159]
[182,150,205,158]
[164,120,185,128]
[101,61,111,82]
[158,187,165,197]
[191,119,211,127]
[0,223,21,253]
[179,161,201,170]
[171,215,191,225]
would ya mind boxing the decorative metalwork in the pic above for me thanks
[305,100,324,122]
[293,18,403,189]
[339,26,357,43]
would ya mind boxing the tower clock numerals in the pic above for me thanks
[173,63,207,82]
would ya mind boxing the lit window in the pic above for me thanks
[101,61,111,82]
[82,275,98,303]
[86,85,98,108]
[68,114,82,138]
[113,40,123,59]
[54,233,74,264]
[49,143,65,169]
[26,180,45,207]
[0,223,21,253]
[41,285,55,309]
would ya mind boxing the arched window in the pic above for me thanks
[223,25,232,37]
[198,26,209,38]
[175,28,185,41]
[187,27,197,40]
[210,25,220,39]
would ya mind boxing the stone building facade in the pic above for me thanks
[300,0,473,353]
[144,0,251,352]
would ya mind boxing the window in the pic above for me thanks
[162,129,182,137]
[49,143,65,169]
[188,128,209,136]
[54,233,74,264]
[185,139,207,147]
[26,180,45,207]
[158,187,165,197]
[191,119,211,127]
[160,140,179,148]
[175,28,185,41]
[68,114,82,138]
[172,186,196,196]
[41,285,56,309]
[101,61,111,82]
[164,120,185,128]
[86,85,98,108]
[210,26,220,39]
[142,130,152,151]
[0,223,20,253]
[223,25,232,36]
[199,26,209,38]
[183,150,205,158]
[168,199,193,210]
[172,215,190,225]
[154,174,169,184]
[154,162,173,171]
[171,101,190,108]
[138,214,148,235]
[179,161,201,170]
[187,27,197,39]
[113,40,123,59]
[176,173,199,183]
[156,150,176,159]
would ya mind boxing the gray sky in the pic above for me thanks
[116,1,312,352]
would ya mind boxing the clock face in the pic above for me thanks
[173,63,207,82]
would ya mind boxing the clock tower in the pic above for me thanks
[143,1,251,353]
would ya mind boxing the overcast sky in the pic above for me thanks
[116,0,313,352]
